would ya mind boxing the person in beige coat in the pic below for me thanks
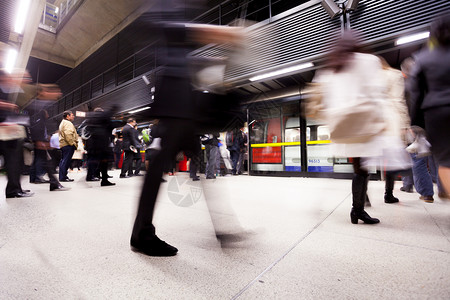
[313,31,386,225]
[379,58,412,204]
[59,110,78,182]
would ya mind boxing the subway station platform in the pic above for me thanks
[1,171,449,299]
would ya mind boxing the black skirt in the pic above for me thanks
[425,105,450,167]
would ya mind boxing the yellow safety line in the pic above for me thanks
[251,140,331,148]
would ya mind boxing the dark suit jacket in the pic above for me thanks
[408,46,450,126]
[122,124,138,151]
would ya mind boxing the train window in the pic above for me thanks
[317,126,330,140]
[306,121,332,172]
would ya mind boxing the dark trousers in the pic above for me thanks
[29,147,46,182]
[230,150,239,174]
[120,150,134,176]
[114,151,122,169]
[131,119,197,243]
[86,156,99,180]
[59,145,75,180]
[34,148,60,187]
[133,151,142,175]
[49,149,61,174]
[0,139,24,196]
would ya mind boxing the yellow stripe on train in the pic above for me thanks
[250,140,331,148]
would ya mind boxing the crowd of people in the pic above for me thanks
[1,7,448,258]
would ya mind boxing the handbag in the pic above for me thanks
[301,83,324,120]
[326,99,386,144]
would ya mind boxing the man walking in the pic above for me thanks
[59,111,78,182]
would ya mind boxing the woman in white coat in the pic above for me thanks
[314,31,386,224]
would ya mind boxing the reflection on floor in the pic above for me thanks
[1,170,449,299]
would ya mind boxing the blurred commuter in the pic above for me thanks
[59,111,78,182]
[399,58,435,202]
[49,130,61,174]
[70,136,84,172]
[187,136,201,181]
[227,126,246,175]
[313,31,386,224]
[84,107,117,186]
[113,133,123,169]
[120,118,139,178]
[408,14,450,197]
[141,124,153,171]
[236,128,248,175]
[132,125,143,176]
[29,110,49,184]
[0,69,33,198]
[218,137,232,175]
[130,5,243,256]
[203,133,220,179]
[29,109,68,191]
[379,58,412,204]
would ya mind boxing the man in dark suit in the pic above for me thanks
[131,125,143,176]
[120,118,137,178]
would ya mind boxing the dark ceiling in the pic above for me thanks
[27,56,72,84]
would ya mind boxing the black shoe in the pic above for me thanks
[206,176,216,179]
[130,237,178,257]
[6,191,34,198]
[101,181,116,186]
[384,193,399,204]
[134,173,144,176]
[192,176,200,181]
[60,178,74,182]
[400,186,413,193]
[119,175,130,178]
[50,184,70,191]
[86,177,100,182]
[160,178,167,182]
[350,209,380,224]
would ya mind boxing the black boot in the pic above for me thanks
[351,173,379,224]
[384,193,399,203]
[350,208,380,224]
[385,171,399,203]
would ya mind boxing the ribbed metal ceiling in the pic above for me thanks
[350,0,450,44]
[194,0,341,84]
[0,0,15,43]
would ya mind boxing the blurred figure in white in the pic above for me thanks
[313,31,386,225]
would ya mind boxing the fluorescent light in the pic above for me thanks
[128,107,151,114]
[5,49,18,73]
[55,7,59,14]
[202,90,209,93]
[249,62,314,82]
[14,0,31,34]
[396,32,430,46]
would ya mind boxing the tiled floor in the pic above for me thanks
[1,170,449,299]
